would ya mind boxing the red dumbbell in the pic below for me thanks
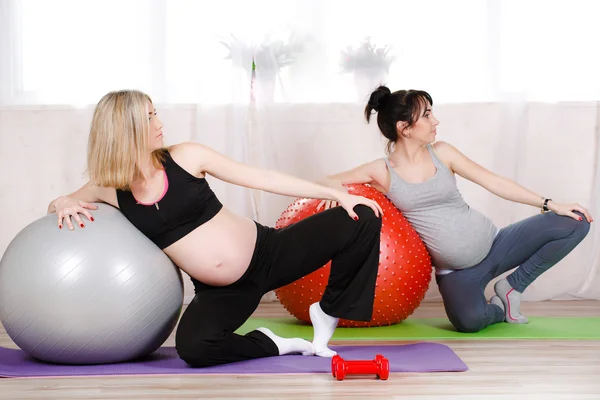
[331,354,390,381]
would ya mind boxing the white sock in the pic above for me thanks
[494,278,529,324]
[309,302,339,357]
[256,327,315,356]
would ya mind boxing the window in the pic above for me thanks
[3,0,599,105]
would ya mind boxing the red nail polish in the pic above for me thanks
[80,224,85,228]
[90,217,94,222]
[579,217,582,221]
[59,225,62,229]
[353,216,358,221]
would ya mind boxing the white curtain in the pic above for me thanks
[1,0,598,302]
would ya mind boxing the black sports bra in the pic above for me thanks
[116,150,223,249]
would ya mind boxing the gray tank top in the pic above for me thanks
[383,144,498,270]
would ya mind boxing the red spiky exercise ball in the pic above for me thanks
[274,184,432,327]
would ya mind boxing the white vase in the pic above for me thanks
[254,68,277,104]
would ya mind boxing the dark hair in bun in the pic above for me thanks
[364,86,433,152]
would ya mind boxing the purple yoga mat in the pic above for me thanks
[0,343,467,378]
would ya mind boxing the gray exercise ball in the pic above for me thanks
[0,203,184,365]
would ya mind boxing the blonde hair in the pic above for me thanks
[87,90,165,190]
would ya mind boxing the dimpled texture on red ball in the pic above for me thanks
[274,184,432,327]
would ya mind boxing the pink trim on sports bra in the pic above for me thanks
[134,170,169,206]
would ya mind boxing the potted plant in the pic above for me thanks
[220,33,307,102]
[340,37,396,101]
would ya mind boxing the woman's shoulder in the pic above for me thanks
[366,158,393,191]
[166,141,209,156]
[361,158,390,177]
[430,141,458,170]
[431,140,456,153]
[162,142,195,162]
[162,142,206,178]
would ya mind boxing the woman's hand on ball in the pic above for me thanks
[53,196,98,230]
[316,199,339,211]
[336,193,383,220]
[316,178,348,211]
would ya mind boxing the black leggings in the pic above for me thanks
[175,205,382,367]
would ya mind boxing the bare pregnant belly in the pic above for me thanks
[163,208,258,286]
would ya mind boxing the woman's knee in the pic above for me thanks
[451,310,487,333]
[175,323,222,367]
[176,337,218,368]
[571,211,591,239]
[354,205,382,228]
[554,211,591,242]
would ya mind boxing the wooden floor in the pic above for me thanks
[1,301,599,399]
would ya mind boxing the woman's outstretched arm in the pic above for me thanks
[434,141,593,222]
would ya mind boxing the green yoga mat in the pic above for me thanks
[236,317,600,340]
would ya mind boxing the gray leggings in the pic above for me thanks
[436,211,590,333]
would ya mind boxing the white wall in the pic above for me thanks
[1,102,598,302]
